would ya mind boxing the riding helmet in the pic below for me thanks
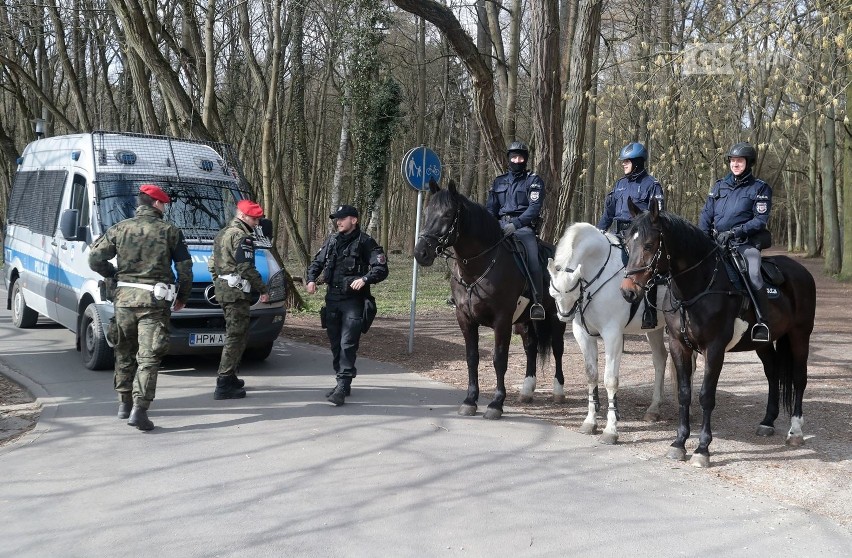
[726,142,757,166]
[507,141,529,160]
[618,142,648,162]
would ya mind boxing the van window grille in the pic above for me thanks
[8,170,66,235]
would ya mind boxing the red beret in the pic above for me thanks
[237,199,264,218]
[139,184,170,203]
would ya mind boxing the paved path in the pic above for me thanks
[1,311,850,556]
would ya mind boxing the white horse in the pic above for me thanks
[546,222,669,444]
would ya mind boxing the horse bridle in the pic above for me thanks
[418,203,462,257]
[551,241,622,331]
[623,228,665,291]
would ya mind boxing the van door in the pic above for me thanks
[51,172,90,329]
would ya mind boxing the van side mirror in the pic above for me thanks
[60,209,79,240]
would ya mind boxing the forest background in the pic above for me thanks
[0,0,850,301]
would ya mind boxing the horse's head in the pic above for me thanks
[414,179,463,266]
[620,198,667,303]
[547,258,583,322]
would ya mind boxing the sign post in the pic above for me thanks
[401,146,441,353]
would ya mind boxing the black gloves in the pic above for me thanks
[716,230,734,245]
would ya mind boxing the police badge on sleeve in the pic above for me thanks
[756,202,768,214]
[529,191,540,202]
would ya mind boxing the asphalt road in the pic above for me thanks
[1,306,850,556]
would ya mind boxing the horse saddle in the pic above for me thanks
[722,254,784,300]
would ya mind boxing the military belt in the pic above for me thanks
[117,281,177,301]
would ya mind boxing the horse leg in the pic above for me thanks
[551,318,567,403]
[643,327,668,422]
[573,322,599,435]
[690,350,725,468]
[667,343,695,462]
[518,324,537,403]
[484,323,512,420]
[458,321,480,416]
[784,333,810,447]
[755,345,779,436]
[599,331,623,444]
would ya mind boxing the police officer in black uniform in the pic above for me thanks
[699,141,772,341]
[486,140,546,320]
[597,141,664,329]
[306,205,389,406]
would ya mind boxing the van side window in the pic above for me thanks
[8,170,66,235]
[70,175,89,228]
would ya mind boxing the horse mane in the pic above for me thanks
[554,222,603,265]
[634,209,715,257]
[431,187,503,243]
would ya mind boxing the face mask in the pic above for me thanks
[509,161,527,175]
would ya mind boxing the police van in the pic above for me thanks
[3,131,287,370]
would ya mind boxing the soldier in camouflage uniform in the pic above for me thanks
[88,184,192,431]
[208,199,269,399]
[306,204,388,406]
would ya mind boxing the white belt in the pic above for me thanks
[219,273,251,293]
[117,281,177,301]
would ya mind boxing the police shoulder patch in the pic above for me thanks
[377,253,387,264]
[529,191,540,202]
[756,202,768,214]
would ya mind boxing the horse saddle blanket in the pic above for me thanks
[722,255,784,300]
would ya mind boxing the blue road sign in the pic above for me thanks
[401,146,441,191]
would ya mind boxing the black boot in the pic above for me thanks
[642,284,658,329]
[325,382,351,398]
[214,375,247,400]
[127,406,154,431]
[327,379,350,406]
[117,393,132,419]
[234,376,246,388]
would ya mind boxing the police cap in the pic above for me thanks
[329,205,359,219]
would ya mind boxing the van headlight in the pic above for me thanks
[267,270,286,303]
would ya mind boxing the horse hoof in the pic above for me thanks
[756,425,775,437]
[666,447,687,461]
[599,432,618,445]
[642,411,660,422]
[458,404,477,416]
[518,394,533,404]
[786,434,805,447]
[483,407,503,420]
[579,422,597,435]
[552,393,566,404]
[689,453,710,468]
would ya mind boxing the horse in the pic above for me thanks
[413,179,566,419]
[546,222,670,444]
[620,200,815,467]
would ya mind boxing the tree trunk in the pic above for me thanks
[807,107,820,257]
[822,105,840,274]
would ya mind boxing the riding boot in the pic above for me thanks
[736,246,770,342]
[528,254,545,321]
[325,379,352,397]
[642,283,658,329]
[327,378,351,406]
[214,374,247,400]
[127,406,154,431]
[117,392,132,419]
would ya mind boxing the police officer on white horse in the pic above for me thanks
[486,140,546,320]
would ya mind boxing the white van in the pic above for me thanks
[3,131,287,369]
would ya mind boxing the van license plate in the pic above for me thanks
[189,333,226,346]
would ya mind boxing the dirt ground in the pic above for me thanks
[2,251,850,531]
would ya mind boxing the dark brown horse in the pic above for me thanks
[414,180,566,419]
[620,200,815,467]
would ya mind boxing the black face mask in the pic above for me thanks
[509,161,527,175]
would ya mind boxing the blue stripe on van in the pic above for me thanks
[190,247,271,282]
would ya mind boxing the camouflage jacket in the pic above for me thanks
[208,217,267,303]
[88,205,193,308]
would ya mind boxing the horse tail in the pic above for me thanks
[776,335,794,415]
[533,315,553,364]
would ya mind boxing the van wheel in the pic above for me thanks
[242,341,274,362]
[82,305,114,370]
[11,280,39,328]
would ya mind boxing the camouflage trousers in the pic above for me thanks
[113,306,171,409]
[217,299,251,376]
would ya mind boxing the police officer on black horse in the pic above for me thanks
[306,205,389,406]
[486,140,546,320]
[597,141,664,329]
[699,141,772,342]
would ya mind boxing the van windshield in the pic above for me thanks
[96,174,246,242]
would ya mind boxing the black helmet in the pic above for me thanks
[726,142,757,166]
[618,142,648,162]
[507,141,529,159]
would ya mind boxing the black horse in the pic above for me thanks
[620,200,815,467]
[414,180,566,419]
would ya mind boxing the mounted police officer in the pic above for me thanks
[699,141,772,342]
[88,184,193,431]
[208,199,270,399]
[486,140,546,320]
[598,141,664,328]
[306,205,389,406]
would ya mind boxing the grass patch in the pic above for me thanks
[286,254,454,316]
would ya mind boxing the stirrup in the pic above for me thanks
[529,303,545,321]
[751,322,770,342]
